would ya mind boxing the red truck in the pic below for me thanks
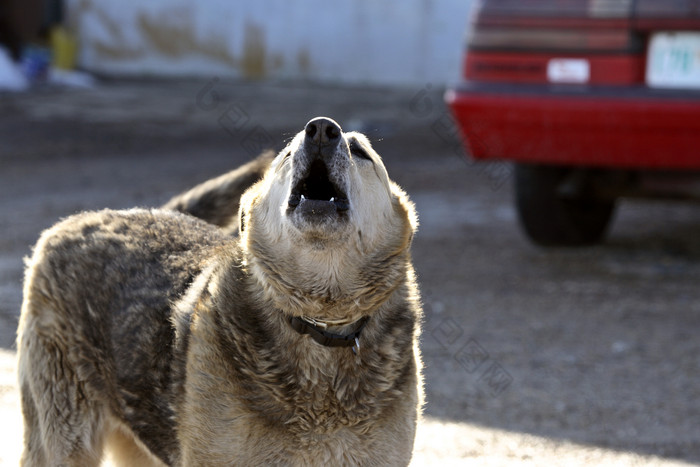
[446,0,700,245]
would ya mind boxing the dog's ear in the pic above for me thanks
[391,183,418,231]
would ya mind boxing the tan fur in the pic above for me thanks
[104,422,166,467]
[17,118,422,466]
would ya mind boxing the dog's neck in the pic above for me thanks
[245,243,386,322]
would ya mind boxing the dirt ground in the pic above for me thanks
[1,79,699,465]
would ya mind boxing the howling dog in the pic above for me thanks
[17,117,423,466]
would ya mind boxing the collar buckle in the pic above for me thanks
[352,336,360,355]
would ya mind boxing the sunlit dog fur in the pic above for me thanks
[17,117,423,466]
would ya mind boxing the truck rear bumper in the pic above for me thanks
[446,82,700,169]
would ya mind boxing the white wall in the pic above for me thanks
[66,0,472,86]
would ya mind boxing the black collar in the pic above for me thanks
[289,316,369,353]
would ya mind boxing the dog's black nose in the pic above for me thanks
[305,117,342,148]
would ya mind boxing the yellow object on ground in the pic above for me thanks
[50,26,77,70]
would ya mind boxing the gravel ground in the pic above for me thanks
[1,79,699,465]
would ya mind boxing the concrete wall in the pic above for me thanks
[66,0,472,86]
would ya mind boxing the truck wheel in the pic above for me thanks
[514,163,615,246]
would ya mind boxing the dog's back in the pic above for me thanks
[17,209,228,466]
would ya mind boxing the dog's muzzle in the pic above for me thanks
[287,117,350,216]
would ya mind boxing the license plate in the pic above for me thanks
[547,58,590,84]
[646,32,700,89]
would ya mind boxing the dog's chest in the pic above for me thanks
[177,344,388,464]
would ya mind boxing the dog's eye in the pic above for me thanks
[349,142,372,162]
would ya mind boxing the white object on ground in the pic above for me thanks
[0,46,28,92]
[48,68,96,88]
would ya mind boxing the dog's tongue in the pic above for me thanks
[289,194,349,213]
[296,198,338,217]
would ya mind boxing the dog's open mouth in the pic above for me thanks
[288,159,349,213]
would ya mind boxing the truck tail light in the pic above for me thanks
[463,0,644,85]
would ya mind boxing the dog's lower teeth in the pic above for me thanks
[330,197,335,202]
[301,194,306,200]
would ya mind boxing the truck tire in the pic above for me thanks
[515,163,615,246]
